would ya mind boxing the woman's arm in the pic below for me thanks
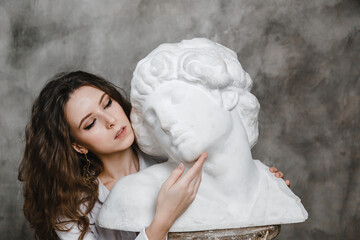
[145,152,207,240]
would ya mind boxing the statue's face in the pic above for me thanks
[141,81,233,163]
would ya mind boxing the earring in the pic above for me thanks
[83,153,92,185]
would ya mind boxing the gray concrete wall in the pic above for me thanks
[0,0,359,239]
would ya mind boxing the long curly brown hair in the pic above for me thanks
[18,71,134,239]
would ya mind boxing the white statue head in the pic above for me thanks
[98,39,308,232]
[130,38,260,162]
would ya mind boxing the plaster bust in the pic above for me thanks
[97,38,308,231]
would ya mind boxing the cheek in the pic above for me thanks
[81,135,103,151]
[126,128,136,143]
[116,104,130,122]
[153,127,170,146]
[75,128,106,149]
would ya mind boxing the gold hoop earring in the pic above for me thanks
[83,153,91,185]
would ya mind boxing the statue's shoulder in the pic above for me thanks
[253,160,300,199]
[253,160,308,224]
[103,161,177,210]
[97,161,176,231]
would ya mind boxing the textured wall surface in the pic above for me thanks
[0,0,359,239]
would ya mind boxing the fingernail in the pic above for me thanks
[178,163,184,169]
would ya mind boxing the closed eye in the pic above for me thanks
[84,119,96,130]
[105,98,112,109]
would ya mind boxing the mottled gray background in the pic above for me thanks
[0,0,359,239]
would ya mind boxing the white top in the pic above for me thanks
[56,152,161,240]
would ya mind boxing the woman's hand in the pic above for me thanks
[146,152,208,240]
[269,166,290,187]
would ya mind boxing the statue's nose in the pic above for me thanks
[155,104,175,133]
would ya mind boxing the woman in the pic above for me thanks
[18,71,288,240]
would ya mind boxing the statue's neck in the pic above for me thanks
[201,114,260,202]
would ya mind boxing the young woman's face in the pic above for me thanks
[65,86,135,158]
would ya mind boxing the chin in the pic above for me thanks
[172,143,203,164]
[120,133,136,150]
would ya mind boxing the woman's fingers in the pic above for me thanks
[191,152,207,172]
[188,171,202,189]
[164,152,207,190]
[270,166,284,179]
[269,167,277,173]
[175,152,207,199]
[153,154,208,232]
[270,166,290,187]
[181,152,207,183]
[285,179,290,187]
[192,174,202,194]
[163,163,185,189]
[275,171,284,179]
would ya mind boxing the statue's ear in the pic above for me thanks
[72,143,88,154]
[221,90,239,111]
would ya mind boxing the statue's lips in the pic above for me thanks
[171,132,190,146]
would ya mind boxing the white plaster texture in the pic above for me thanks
[97,38,308,232]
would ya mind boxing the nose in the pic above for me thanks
[104,112,116,129]
[154,104,175,133]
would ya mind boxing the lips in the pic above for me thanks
[115,126,127,139]
[171,132,189,146]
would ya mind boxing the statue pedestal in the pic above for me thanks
[168,225,281,240]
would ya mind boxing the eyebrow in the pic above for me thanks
[78,93,107,129]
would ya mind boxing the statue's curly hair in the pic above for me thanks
[131,38,260,157]
[18,71,134,239]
